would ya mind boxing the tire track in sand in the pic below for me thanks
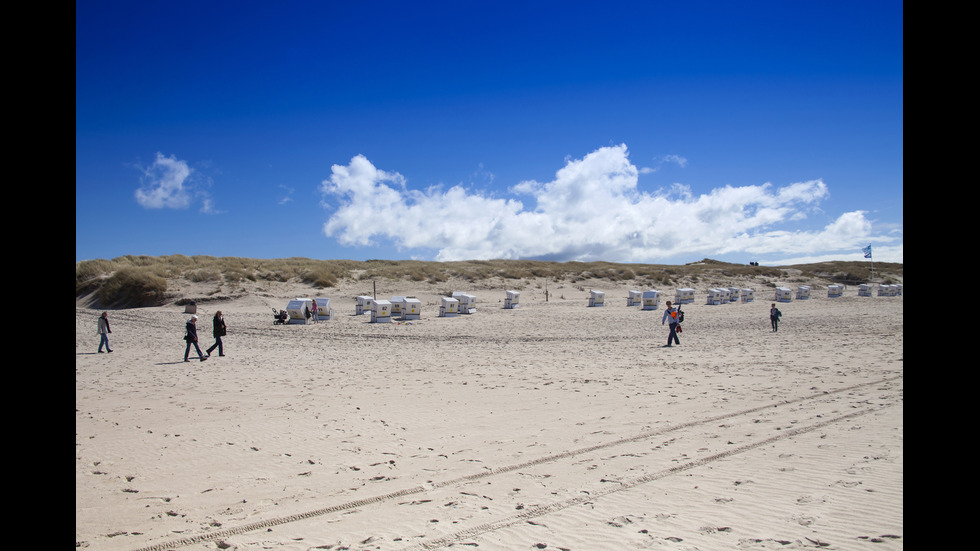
[131,375,901,551]
[398,406,888,550]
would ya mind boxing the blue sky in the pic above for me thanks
[76,1,903,265]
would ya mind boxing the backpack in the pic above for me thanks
[677,306,685,323]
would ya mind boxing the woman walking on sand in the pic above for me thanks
[206,311,227,357]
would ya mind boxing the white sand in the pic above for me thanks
[76,279,903,551]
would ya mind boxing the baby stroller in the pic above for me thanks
[272,308,289,325]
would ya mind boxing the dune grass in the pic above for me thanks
[76,255,902,309]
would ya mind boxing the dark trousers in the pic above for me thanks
[771,317,779,332]
[207,337,223,356]
[185,340,205,360]
[667,322,680,345]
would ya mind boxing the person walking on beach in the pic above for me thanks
[206,311,226,357]
[662,300,681,347]
[311,299,319,324]
[184,315,208,362]
[770,303,782,332]
[97,311,113,353]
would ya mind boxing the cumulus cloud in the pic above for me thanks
[134,152,218,213]
[135,153,192,209]
[320,145,887,262]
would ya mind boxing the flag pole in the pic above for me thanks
[870,249,874,283]
[863,244,874,284]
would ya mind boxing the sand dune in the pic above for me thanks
[76,279,902,550]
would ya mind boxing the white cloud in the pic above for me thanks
[641,154,689,174]
[134,152,220,213]
[319,145,898,263]
[278,184,295,205]
[763,243,904,265]
[135,153,192,209]
[200,197,220,215]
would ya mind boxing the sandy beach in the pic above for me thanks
[76,278,903,551]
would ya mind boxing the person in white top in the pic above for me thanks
[661,301,681,347]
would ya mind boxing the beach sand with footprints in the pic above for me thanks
[76,277,902,550]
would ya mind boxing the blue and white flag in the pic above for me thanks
[862,245,872,259]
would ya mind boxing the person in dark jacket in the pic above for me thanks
[206,311,227,357]
[97,311,113,353]
[770,303,782,332]
[184,315,208,362]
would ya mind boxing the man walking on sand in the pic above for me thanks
[770,303,782,332]
[97,311,112,353]
[662,300,681,347]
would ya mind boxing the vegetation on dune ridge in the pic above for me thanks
[76,255,903,309]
